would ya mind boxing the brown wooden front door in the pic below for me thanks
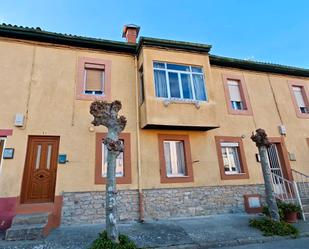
[21,136,60,204]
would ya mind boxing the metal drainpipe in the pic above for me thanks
[134,55,144,222]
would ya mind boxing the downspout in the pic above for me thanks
[134,55,144,222]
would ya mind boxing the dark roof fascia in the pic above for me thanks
[209,55,309,78]
[137,37,212,56]
[0,24,136,54]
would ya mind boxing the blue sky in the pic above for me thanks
[1,0,309,68]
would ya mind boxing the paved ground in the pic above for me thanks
[0,214,308,249]
[220,237,309,249]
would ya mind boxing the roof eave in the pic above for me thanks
[209,55,309,77]
[137,37,212,56]
[0,26,136,54]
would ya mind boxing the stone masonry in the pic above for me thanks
[61,184,265,225]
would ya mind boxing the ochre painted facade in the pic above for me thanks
[0,25,309,230]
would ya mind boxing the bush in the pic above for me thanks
[89,231,138,249]
[249,218,299,237]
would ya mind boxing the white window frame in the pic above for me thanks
[164,140,187,178]
[153,62,208,102]
[83,68,105,96]
[0,137,6,175]
[220,142,243,175]
[293,86,309,114]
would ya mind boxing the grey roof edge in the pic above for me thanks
[137,36,212,55]
[209,54,309,77]
[0,23,308,77]
[0,23,136,54]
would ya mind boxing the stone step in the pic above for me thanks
[5,224,45,241]
[12,213,49,226]
[300,198,309,205]
[302,204,309,213]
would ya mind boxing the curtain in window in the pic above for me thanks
[181,74,193,99]
[230,147,241,173]
[168,72,181,98]
[293,86,306,108]
[176,141,186,175]
[193,74,207,100]
[227,80,242,101]
[154,70,168,98]
[164,142,172,175]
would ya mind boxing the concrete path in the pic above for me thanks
[0,214,308,249]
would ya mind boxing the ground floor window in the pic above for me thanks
[102,139,124,177]
[215,136,249,180]
[158,134,194,183]
[0,138,5,172]
[95,133,131,184]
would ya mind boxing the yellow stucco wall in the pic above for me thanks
[0,39,138,197]
[0,39,309,197]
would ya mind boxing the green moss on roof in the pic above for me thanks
[0,23,308,77]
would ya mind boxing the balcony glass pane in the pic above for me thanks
[154,70,168,98]
[181,74,193,99]
[168,72,181,98]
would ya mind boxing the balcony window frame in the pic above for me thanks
[222,74,253,115]
[158,134,194,183]
[95,132,131,184]
[153,61,208,102]
[76,57,112,101]
[288,81,309,119]
[215,136,249,180]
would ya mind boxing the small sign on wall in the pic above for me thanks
[244,194,263,213]
[3,148,14,159]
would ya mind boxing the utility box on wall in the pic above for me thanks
[14,113,24,127]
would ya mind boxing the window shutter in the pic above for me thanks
[85,68,104,92]
[227,80,242,101]
[293,86,306,108]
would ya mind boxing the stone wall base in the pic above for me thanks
[61,185,265,225]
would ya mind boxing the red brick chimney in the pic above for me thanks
[122,24,140,43]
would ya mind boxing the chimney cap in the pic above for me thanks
[122,24,140,38]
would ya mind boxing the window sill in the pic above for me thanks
[166,175,188,178]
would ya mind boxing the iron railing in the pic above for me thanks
[270,171,305,220]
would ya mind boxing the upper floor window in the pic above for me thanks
[139,65,145,104]
[227,80,244,110]
[84,63,104,95]
[153,62,207,101]
[288,81,309,119]
[293,86,309,114]
[222,74,253,115]
[76,57,111,101]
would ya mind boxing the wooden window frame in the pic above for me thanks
[215,136,249,180]
[222,74,253,115]
[95,133,131,184]
[158,134,194,183]
[288,81,309,119]
[76,57,111,101]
